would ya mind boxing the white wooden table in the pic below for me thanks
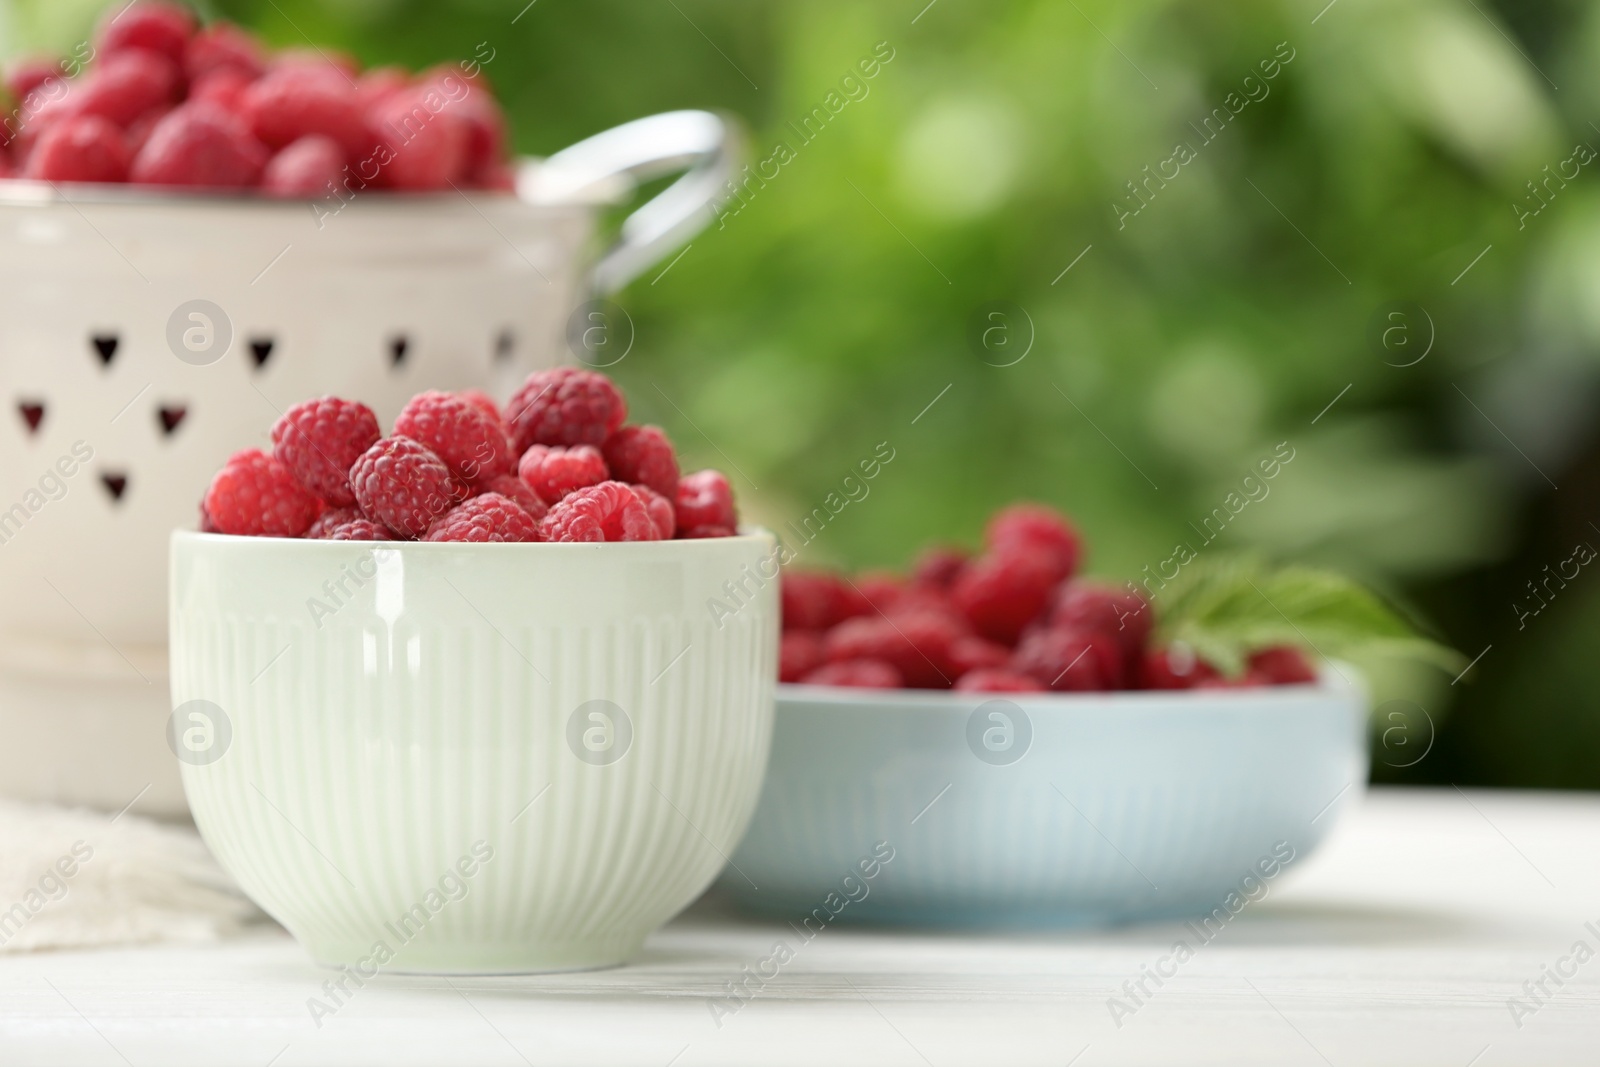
[2,787,1597,1066]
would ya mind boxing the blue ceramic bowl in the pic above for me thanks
[719,675,1367,926]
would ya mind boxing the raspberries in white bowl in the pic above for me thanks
[200,369,738,543]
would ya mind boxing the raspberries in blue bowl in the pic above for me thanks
[779,503,1315,694]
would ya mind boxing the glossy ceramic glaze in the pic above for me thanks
[721,675,1368,926]
[170,529,776,972]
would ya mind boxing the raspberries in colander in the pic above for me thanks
[13,5,517,194]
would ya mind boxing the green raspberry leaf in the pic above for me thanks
[1151,555,1465,677]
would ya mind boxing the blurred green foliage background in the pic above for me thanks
[6,0,1600,788]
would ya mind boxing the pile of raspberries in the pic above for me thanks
[0,1,509,191]
[780,504,1316,693]
[201,368,737,543]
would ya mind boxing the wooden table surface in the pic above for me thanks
[2,786,1597,1066]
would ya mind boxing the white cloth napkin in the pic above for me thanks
[0,797,262,954]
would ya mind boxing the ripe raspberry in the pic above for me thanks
[125,106,172,157]
[456,84,507,181]
[242,65,375,163]
[185,23,266,82]
[326,518,389,541]
[680,524,735,538]
[349,436,462,539]
[204,448,319,537]
[1051,581,1152,654]
[458,389,504,428]
[1137,645,1220,689]
[5,58,61,101]
[76,50,182,129]
[97,2,196,64]
[424,493,540,543]
[270,396,380,507]
[416,66,504,174]
[395,390,514,484]
[674,469,736,536]
[856,571,904,613]
[1247,645,1318,685]
[950,635,1012,676]
[517,443,608,504]
[887,585,961,621]
[355,67,408,110]
[130,102,268,187]
[631,484,676,540]
[262,134,344,197]
[911,546,970,590]
[779,631,826,683]
[1013,626,1124,691]
[835,578,876,619]
[538,480,659,543]
[506,368,627,452]
[951,547,1061,645]
[954,669,1045,693]
[188,68,253,112]
[198,498,219,533]
[306,505,362,539]
[476,474,547,521]
[602,425,680,499]
[23,115,130,183]
[824,612,962,689]
[781,571,854,631]
[802,659,902,689]
[986,503,1082,583]
[369,86,469,190]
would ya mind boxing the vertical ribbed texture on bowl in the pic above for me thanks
[171,533,777,972]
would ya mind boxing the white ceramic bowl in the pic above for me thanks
[169,529,776,973]
[0,110,740,815]
[720,676,1368,926]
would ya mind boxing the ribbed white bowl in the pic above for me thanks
[170,529,777,973]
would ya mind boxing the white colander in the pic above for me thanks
[0,110,740,815]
